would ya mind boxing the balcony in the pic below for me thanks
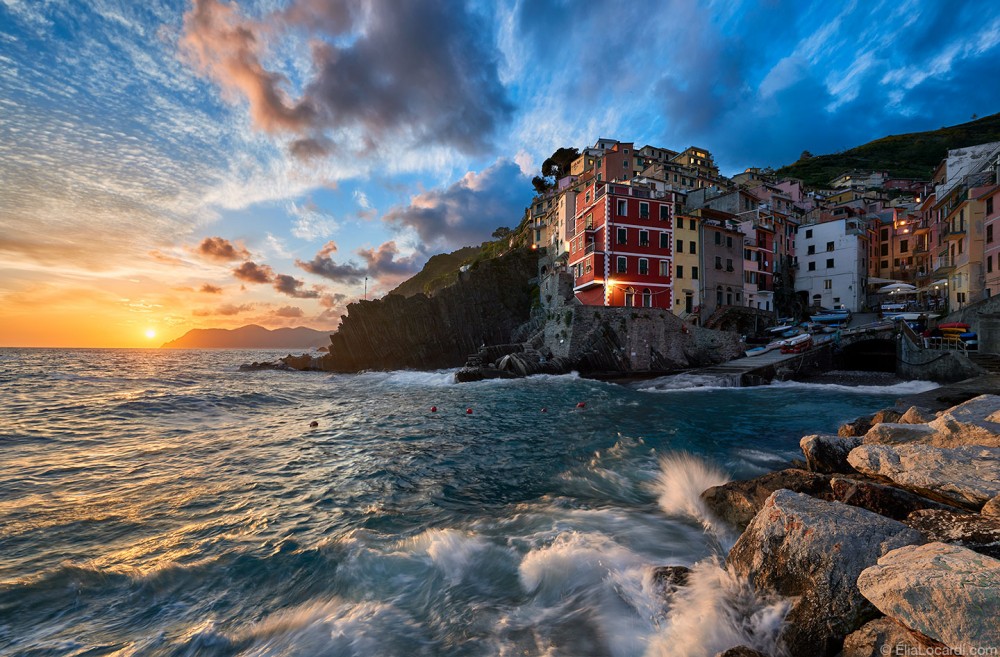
[934,255,956,273]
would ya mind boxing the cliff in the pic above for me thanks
[320,248,538,372]
[161,325,331,349]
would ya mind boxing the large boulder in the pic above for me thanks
[983,494,1000,518]
[857,542,1000,654]
[863,395,1000,448]
[862,422,937,445]
[841,618,940,657]
[839,408,901,438]
[830,477,966,521]
[898,405,935,424]
[800,434,861,473]
[700,469,833,531]
[847,444,1000,509]
[904,508,1000,558]
[728,490,923,656]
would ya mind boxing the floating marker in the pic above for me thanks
[466,408,473,414]
[540,408,547,413]
[576,402,586,409]
[430,406,438,412]
[309,421,319,428]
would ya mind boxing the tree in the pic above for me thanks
[541,147,580,178]
[491,226,512,240]
[799,150,813,161]
[532,176,553,195]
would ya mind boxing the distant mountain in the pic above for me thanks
[388,246,481,298]
[776,112,1000,187]
[160,325,331,349]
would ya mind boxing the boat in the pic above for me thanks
[745,344,778,357]
[811,313,851,325]
[938,322,970,330]
[780,333,813,354]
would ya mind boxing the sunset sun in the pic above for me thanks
[145,329,156,340]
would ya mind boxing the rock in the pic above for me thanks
[984,495,1000,517]
[841,618,940,657]
[830,477,967,521]
[238,360,293,371]
[728,490,923,656]
[800,434,861,473]
[454,366,518,383]
[700,469,833,531]
[925,394,1000,447]
[905,508,1000,558]
[863,422,937,445]
[857,542,1000,654]
[713,648,768,657]
[650,565,690,597]
[839,415,873,438]
[848,444,1000,509]
[898,405,935,424]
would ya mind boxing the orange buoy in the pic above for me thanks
[466,408,473,414]
[309,421,319,428]
[576,402,586,409]
[430,406,438,412]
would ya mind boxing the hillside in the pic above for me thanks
[388,246,480,298]
[161,325,331,349]
[776,112,1000,187]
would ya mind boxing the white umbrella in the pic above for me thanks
[878,282,917,294]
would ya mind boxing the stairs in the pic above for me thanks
[968,352,1000,373]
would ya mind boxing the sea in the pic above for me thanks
[0,348,939,657]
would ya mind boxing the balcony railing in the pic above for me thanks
[934,255,955,271]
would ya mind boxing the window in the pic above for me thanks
[617,256,627,273]
[617,199,627,215]
[826,258,834,268]
[691,266,698,279]
[808,262,816,271]
[881,260,888,270]
[660,205,670,220]
[661,233,670,248]
[638,258,649,275]
[881,228,889,240]
[676,239,683,253]
[715,256,723,269]
[639,202,649,218]
[900,240,908,253]
[624,160,629,168]
[660,261,670,276]
[988,197,994,216]
[714,231,721,245]
[988,225,994,244]
[642,288,652,307]
[726,258,733,271]
[826,241,834,252]
[824,280,832,289]
[624,287,635,307]
[880,243,889,256]
[726,236,733,248]
[894,258,900,266]
[726,288,733,305]
[689,241,696,254]
[676,265,684,278]
[617,227,627,244]
[988,256,993,273]
[639,230,649,246]
[716,286,723,305]
[807,245,815,255]
[585,212,594,229]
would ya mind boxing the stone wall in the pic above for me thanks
[941,295,1000,354]
[897,332,986,382]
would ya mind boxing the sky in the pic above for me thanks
[2,0,999,347]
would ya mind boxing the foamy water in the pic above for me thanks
[0,349,931,656]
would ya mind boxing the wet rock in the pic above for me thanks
[898,405,935,424]
[800,434,860,473]
[983,494,1000,518]
[238,360,293,371]
[841,618,941,657]
[713,648,768,657]
[904,508,1000,558]
[700,469,833,531]
[848,444,1000,509]
[857,542,1000,655]
[830,477,966,521]
[454,366,517,383]
[728,490,923,657]
[650,565,690,597]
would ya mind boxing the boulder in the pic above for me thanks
[841,618,940,657]
[800,434,861,473]
[983,494,1000,518]
[700,469,833,531]
[857,542,1000,654]
[838,415,872,438]
[862,422,937,445]
[898,405,936,424]
[650,565,690,598]
[904,508,1000,558]
[713,648,768,657]
[925,394,1000,447]
[847,444,1000,509]
[871,408,903,425]
[728,490,923,656]
[454,366,518,383]
[830,477,966,521]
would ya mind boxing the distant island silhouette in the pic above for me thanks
[160,325,332,349]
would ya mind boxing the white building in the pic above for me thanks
[795,217,869,311]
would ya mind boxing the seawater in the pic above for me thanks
[0,349,938,657]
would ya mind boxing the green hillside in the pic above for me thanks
[776,112,1000,187]
[388,246,481,298]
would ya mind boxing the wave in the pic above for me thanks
[637,373,742,393]
[768,379,939,395]
[652,453,732,543]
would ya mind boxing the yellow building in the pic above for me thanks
[672,213,701,320]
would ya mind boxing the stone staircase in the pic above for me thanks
[968,352,1000,373]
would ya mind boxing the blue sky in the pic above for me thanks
[1,0,999,345]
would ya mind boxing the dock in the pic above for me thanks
[691,345,834,386]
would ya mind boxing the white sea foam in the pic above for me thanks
[405,528,494,585]
[637,373,741,393]
[646,558,791,657]
[381,369,458,387]
[653,453,730,533]
[768,378,939,395]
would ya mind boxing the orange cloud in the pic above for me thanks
[196,236,251,261]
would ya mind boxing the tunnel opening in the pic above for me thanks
[838,338,897,372]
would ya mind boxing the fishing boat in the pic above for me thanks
[780,333,812,354]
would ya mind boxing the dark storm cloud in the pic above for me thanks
[382,160,530,249]
[196,236,250,261]
[181,0,513,157]
[273,273,321,298]
[232,260,274,284]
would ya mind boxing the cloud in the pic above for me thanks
[196,236,250,261]
[200,283,223,293]
[382,159,531,249]
[179,0,513,157]
[358,241,421,279]
[274,305,304,318]
[320,292,347,308]
[289,200,338,240]
[193,303,254,316]
[296,251,366,285]
[273,273,320,298]
[232,260,274,283]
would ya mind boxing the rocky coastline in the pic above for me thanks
[689,392,1000,657]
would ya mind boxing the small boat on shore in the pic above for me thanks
[780,333,813,354]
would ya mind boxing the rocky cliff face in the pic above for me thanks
[320,249,537,372]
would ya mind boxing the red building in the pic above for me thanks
[568,181,675,308]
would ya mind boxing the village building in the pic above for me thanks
[794,217,869,311]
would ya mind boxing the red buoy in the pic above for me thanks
[466,408,473,414]
[430,406,438,412]
[576,402,586,409]
[540,407,547,413]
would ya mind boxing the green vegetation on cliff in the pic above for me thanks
[388,246,481,298]
[776,112,1000,187]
